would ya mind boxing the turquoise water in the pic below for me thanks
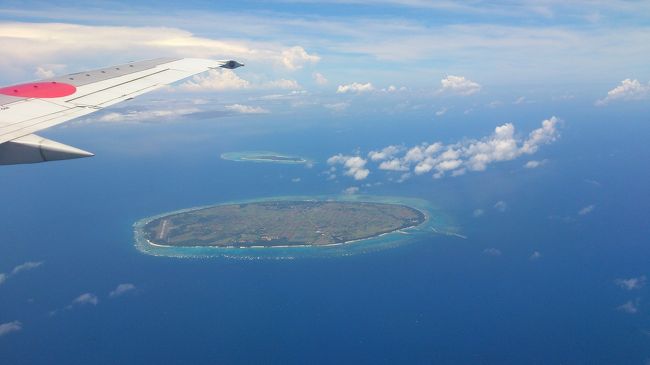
[1,110,649,364]
[220,151,312,165]
[133,195,456,259]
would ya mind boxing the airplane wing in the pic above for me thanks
[0,58,243,165]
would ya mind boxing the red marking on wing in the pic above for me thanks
[0,82,77,98]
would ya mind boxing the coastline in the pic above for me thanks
[133,195,451,259]
[221,151,312,165]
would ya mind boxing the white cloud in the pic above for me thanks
[368,145,402,162]
[97,108,201,123]
[323,102,350,111]
[520,117,561,154]
[224,104,270,114]
[618,299,640,314]
[181,69,250,91]
[530,251,542,260]
[473,209,484,217]
[109,283,136,298]
[397,173,411,182]
[596,79,650,105]
[615,276,646,291]
[291,177,301,183]
[35,66,55,78]
[10,261,43,275]
[578,204,595,216]
[263,79,301,90]
[379,159,409,171]
[179,69,301,92]
[313,72,328,85]
[0,260,44,286]
[494,200,508,212]
[281,46,320,70]
[337,82,375,93]
[483,248,502,256]
[344,186,359,195]
[435,107,448,116]
[330,117,561,181]
[72,293,99,306]
[380,85,406,92]
[0,321,22,337]
[327,154,370,180]
[0,22,326,80]
[524,159,547,169]
[438,75,481,96]
[513,96,527,104]
[487,100,503,108]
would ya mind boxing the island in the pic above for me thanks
[141,200,426,248]
[221,151,310,164]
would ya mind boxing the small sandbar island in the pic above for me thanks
[221,151,310,164]
[133,196,447,258]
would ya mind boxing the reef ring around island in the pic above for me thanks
[220,151,312,165]
[133,195,454,259]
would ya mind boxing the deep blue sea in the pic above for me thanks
[1,101,649,364]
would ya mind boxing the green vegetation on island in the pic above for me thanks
[142,200,425,248]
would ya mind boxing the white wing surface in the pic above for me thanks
[0,58,243,165]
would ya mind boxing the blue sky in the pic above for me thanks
[1,0,649,92]
[1,0,647,183]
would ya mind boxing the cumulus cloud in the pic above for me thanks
[337,117,560,181]
[109,283,136,298]
[0,22,323,79]
[435,107,448,116]
[473,209,484,217]
[0,273,6,285]
[181,69,250,91]
[368,145,402,162]
[615,276,646,291]
[438,75,481,96]
[281,46,320,70]
[578,204,595,216]
[72,293,99,306]
[379,159,409,171]
[483,248,502,256]
[313,72,328,85]
[327,154,370,180]
[618,299,640,314]
[524,159,547,169]
[180,69,301,92]
[0,321,22,337]
[224,104,270,114]
[596,79,650,105]
[530,251,542,260]
[337,82,375,93]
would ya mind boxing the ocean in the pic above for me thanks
[1,103,649,364]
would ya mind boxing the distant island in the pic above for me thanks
[221,151,311,164]
[141,200,425,248]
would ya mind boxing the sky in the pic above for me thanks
[1,1,650,363]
